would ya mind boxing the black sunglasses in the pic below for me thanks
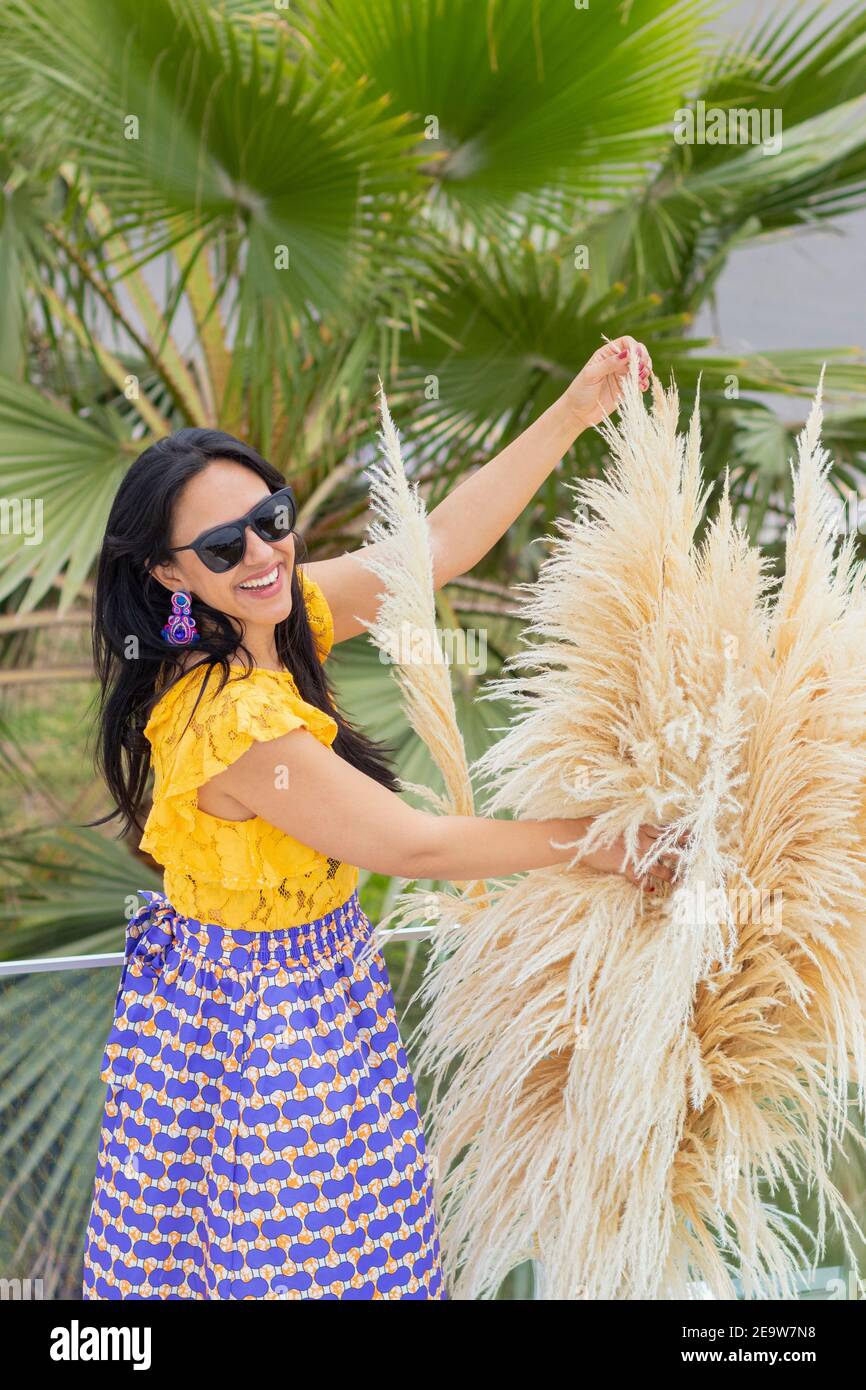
[167,485,297,574]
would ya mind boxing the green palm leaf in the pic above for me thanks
[0,815,157,1298]
[584,3,866,303]
[300,0,709,220]
[390,241,865,483]
[0,963,118,1297]
[0,0,425,330]
[0,377,135,612]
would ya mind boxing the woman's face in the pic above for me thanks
[152,460,296,627]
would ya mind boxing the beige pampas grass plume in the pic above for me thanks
[664,374,866,1299]
[409,361,866,1300]
[354,379,475,820]
[351,382,490,941]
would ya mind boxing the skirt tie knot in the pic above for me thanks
[125,889,179,982]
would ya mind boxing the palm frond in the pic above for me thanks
[299,0,710,221]
[0,376,136,611]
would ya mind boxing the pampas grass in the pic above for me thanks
[358,369,866,1300]
[354,380,475,821]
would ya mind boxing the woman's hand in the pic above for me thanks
[563,336,652,433]
[580,822,687,894]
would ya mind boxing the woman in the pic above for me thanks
[82,336,675,1300]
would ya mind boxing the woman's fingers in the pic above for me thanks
[605,336,652,391]
[616,821,694,893]
[627,860,671,888]
[645,823,692,850]
[636,823,684,886]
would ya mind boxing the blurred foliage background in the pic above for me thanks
[1,0,865,1299]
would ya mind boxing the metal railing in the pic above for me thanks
[0,952,132,976]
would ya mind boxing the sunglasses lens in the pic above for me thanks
[199,527,246,573]
[252,491,295,543]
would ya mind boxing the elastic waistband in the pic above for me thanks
[126,887,369,973]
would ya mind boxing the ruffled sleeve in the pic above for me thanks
[298,567,335,662]
[139,666,339,883]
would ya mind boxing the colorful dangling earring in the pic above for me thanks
[161,590,200,646]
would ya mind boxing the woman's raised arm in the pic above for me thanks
[303,337,652,642]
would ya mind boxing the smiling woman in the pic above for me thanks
[83,427,451,1300]
[80,348,676,1300]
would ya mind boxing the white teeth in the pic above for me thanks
[239,565,279,591]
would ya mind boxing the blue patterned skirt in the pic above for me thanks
[82,888,446,1300]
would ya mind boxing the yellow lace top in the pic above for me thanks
[138,567,359,931]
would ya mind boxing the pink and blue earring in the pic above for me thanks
[161,590,199,646]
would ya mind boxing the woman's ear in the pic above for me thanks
[149,561,181,592]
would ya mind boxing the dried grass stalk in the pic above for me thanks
[353,382,489,925]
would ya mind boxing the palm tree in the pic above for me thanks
[1,0,865,1297]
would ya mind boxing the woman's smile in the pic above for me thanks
[234,559,286,600]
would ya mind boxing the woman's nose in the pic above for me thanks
[241,528,278,566]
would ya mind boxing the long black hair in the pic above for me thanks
[91,427,401,835]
